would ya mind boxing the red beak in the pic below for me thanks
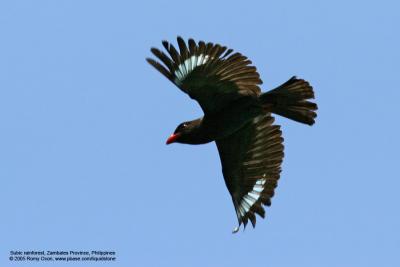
[166,133,180,145]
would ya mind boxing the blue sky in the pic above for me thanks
[1,1,399,266]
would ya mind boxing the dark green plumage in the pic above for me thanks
[147,37,317,232]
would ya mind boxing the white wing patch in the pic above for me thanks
[174,54,210,84]
[237,175,266,218]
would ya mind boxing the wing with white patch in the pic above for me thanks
[146,37,262,114]
[216,113,284,229]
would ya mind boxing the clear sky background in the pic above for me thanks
[1,1,399,266]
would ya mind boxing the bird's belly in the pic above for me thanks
[201,102,263,141]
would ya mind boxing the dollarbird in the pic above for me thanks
[147,37,317,233]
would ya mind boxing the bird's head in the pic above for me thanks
[166,119,202,145]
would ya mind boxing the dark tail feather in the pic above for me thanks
[260,76,318,125]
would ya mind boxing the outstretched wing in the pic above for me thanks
[216,113,284,229]
[146,37,262,114]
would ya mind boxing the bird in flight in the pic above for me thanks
[147,37,317,233]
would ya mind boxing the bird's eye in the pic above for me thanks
[182,123,188,128]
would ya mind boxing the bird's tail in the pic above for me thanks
[260,76,318,125]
